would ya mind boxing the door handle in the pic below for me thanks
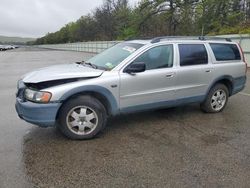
[205,70,212,73]
[166,73,175,78]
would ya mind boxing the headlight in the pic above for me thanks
[24,89,52,103]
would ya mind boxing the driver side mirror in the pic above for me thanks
[124,62,146,74]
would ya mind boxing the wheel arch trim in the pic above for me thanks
[59,85,119,115]
[206,75,246,97]
[206,75,233,96]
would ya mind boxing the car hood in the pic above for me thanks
[22,63,104,83]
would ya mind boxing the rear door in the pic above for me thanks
[175,43,214,100]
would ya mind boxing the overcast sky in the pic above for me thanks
[0,0,140,38]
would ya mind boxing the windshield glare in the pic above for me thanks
[88,42,143,70]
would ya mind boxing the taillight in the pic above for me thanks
[238,43,247,73]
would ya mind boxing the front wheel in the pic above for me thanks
[57,95,107,140]
[201,84,229,113]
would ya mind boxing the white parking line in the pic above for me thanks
[240,92,250,97]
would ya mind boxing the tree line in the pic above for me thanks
[34,0,250,44]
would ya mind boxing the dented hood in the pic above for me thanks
[22,63,104,83]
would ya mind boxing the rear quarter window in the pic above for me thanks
[210,43,241,61]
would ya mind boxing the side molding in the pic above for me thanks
[121,95,205,114]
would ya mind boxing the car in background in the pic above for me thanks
[6,45,15,50]
[0,45,7,51]
[0,45,16,51]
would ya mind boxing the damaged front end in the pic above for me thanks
[24,78,82,90]
[15,63,105,127]
[15,79,64,127]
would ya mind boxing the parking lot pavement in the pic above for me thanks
[0,48,250,188]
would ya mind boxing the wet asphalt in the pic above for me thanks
[0,47,250,188]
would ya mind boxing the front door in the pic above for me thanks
[119,44,176,111]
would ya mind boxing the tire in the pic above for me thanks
[57,95,107,140]
[201,83,229,113]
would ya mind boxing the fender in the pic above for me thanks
[205,75,246,97]
[59,85,119,115]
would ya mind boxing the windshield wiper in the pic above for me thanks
[76,60,109,71]
[84,62,98,69]
[76,61,98,69]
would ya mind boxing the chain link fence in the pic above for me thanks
[36,41,121,53]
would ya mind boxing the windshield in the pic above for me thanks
[88,42,144,70]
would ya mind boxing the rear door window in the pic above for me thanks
[178,44,208,66]
[210,43,241,61]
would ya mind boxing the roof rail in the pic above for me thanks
[198,36,232,42]
[125,36,153,41]
[150,36,232,43]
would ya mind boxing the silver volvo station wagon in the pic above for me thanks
[15,37,247,139]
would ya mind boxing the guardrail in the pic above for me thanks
[36,35,250,66]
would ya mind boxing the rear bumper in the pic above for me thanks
[232,76,247,95]
[15,98,61,127]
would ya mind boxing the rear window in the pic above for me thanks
[179,44,208,66]
[210,43,241,61]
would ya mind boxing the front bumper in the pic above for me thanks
[15,98,61,127]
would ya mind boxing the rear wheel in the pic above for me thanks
[201,84,229,113]
[57,95,107,140]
